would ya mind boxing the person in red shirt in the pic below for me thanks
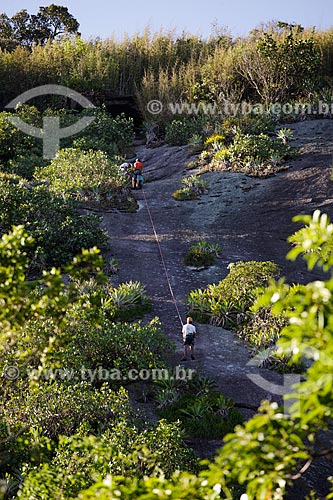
[132,158,144,189]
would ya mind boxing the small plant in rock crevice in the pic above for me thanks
[184,241,221,268]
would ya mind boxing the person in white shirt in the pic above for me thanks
[181,317,196,361]
[120,162,132,180]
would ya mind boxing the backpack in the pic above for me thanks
[186,332,194,342]
[184,325,195,342]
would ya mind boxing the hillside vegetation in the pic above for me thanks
[0,22,332,118]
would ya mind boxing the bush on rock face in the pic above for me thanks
[155,372,243,440]
[18,419,198,500]
[210,130,294,176]
[0,107,41,165]
[187,260,280,327]
[238,306,287,348]
[165,117,207,146]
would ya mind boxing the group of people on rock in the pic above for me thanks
[120,158,144,190]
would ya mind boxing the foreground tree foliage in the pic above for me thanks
[0,228,170,377]
[18,420,198,499]
[0,226,105,358]
[187,260,280,327]
[0,173,108,271]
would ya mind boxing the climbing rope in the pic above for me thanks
[142,187,184,328]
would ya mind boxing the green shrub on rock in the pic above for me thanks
[187,260,280,327]
[238,306,287,347]
[155,373,243,439]
[109,280,152,320]
[77,110,135,156]
[172,174,208,200]
[35,148,133,210]
[184,241,221,267]
[0,107,41,164]
[4,153,48,180]
[68,278,152,322]
[222,114,276,137]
